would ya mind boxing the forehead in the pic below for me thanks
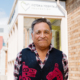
[33,22,50,31]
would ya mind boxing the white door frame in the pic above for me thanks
[18,0,68,57]
[22,0,68,57]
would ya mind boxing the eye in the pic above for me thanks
[36,31,41,34]
[44,31,49,34]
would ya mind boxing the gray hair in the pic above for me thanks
[31,18,52,33]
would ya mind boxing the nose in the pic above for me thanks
[40,32,45,38]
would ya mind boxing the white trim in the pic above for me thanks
[17,15,24,52]
[57,0,68,57]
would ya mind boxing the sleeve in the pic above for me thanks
[62,53,68,80]
[14,51,22,80]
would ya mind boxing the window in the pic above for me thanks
[29,28,33,44]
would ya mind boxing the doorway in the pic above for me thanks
[24,18,61,50]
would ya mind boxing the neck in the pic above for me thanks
[35,46,49,62]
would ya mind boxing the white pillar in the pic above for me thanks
[11,62,14,80]
[61,17,68,58]
[14,24,18,58]
[18,15,24,52]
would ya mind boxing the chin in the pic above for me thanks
[39,44,49,48]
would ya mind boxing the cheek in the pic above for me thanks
[50,34,52,40]
[51,36,52,40]
[33,35,39,40]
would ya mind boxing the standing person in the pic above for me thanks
[14,18,68,80]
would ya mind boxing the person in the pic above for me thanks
[14,18,68,80]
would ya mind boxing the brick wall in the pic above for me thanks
[66,0,80,80]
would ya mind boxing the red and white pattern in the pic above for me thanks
[14,43,68,80]
[46,63,63,80]
[19,62,37,80]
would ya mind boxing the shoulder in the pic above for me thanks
[62,53,68,60]
[17,51,22,58]
[50,48,63,58]
[51,48,62,53]
[22,48,31,52]
[21,48,33,55]
[51,48,67,58]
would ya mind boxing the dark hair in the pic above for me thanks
[31,18,52,33]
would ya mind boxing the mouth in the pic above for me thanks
[39,40,47,41]
[39,40,47,42]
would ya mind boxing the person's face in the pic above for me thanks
[31,22,52,49]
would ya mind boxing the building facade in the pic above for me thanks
[7,0,80,80]
[66,0,80,80]
[7,0,68,80]
[0,26,8,80]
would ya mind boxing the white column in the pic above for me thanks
[12,62,14,80]
[14,24,18,58]
[9,62,12,79]
[18,15,24,52]
[8,63,10,80]
[61,17,68,58]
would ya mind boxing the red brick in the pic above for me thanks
[66,0,80,79]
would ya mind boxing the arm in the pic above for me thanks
[14,51,22,80]
[62,53,68,80]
